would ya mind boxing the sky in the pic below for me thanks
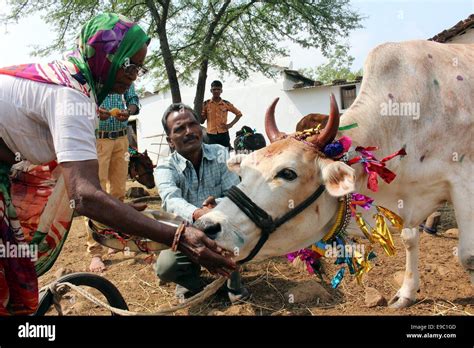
[0,0,472,88]
[286,0,473,71]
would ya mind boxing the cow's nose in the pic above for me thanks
[204,223,221,240]
[193,220,221,240]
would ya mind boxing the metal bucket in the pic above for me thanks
[90,209,184,252]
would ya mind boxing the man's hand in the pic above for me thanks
[178,226,236,277]
[226,115,242,130]
[202,196,217,208]
[98,108,111,120]
[115,109,130,122]
[192,196,217,220]
[192,207,213,221]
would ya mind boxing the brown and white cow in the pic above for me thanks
[196,40,473,308]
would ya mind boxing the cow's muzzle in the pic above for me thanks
[193,219,221,240]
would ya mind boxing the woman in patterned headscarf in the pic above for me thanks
[0,13,235,315]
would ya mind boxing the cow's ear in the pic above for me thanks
[227,154,248,175]
[319,158,355,197]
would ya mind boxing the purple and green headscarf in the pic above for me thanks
[0,13,149,105]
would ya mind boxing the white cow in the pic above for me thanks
[196,40,473,308]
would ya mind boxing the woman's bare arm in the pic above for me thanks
[60,159,236,275]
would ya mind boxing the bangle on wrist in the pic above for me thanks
[171,221,187,252]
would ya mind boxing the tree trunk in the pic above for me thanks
[193,59,209,121]
[159,31,182,103]
[193,0,232,117]
[146,0,181,103]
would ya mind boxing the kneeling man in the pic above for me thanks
[154,103,249,303]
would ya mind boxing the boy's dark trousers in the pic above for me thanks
[207,132,231,149]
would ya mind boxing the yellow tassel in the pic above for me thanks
[354,248,374,284]
[354,213,375,242]
[376,205,404,231]
[372,213,396,256]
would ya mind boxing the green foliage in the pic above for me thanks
[301,42,363,84]
[3,0,363,93]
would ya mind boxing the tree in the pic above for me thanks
[3,0,363,114]
[301,42,363,84]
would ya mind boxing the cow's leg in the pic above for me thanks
[388,227,420,308]
[458,221,474,285]
[450,189,474,284]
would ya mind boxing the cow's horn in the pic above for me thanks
[309,93,340,148]
[265,97,286,143]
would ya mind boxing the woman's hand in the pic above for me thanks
[178,226,236,277]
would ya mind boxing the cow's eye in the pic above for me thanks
[275,168,297,181]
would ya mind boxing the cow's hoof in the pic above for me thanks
[388,295,415,308]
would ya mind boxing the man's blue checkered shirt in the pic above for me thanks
[154,144,240,222]
[99,83,140,132]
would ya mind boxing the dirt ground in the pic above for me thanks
[38,182,473,316]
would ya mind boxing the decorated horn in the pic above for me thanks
[309,93,340,148]
[265,98,286,143]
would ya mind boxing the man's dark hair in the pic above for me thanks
[211,80,223,88]
[162,103,199,135]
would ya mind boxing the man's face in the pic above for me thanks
[166,110,203,156]
[211,86,222,99]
